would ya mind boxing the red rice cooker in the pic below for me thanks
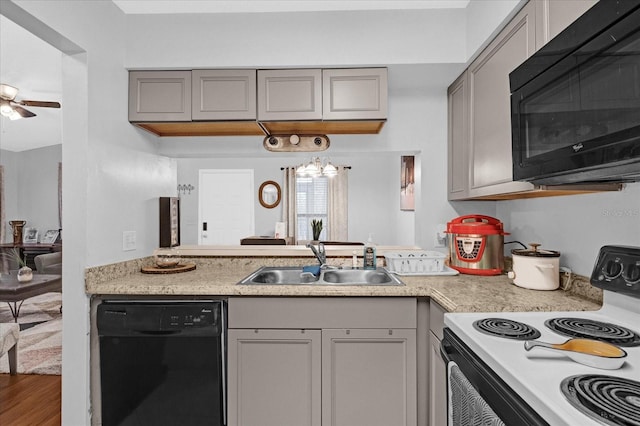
[446,215,509,276]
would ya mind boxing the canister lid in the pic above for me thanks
[446,215,507,235]
[512,243,560,257]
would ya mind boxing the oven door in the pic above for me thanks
[441,328,549,426]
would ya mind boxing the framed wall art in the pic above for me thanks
[401,155,415,211]
[159,197,180,247]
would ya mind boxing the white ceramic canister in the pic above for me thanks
[508,243,561,290]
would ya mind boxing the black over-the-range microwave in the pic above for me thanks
[509,0,640,185]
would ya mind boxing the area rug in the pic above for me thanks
[0,292,62,375]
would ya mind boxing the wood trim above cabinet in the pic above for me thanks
[133,121,265,137]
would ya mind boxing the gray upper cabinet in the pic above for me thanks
[447,71,469,201]
[257,69,323,121]
[447,0,601,200]
[323,68,388,120]
[128,70,192,122]
[192,69,257,120]
[535,0,598,49]
[467,0,536,198]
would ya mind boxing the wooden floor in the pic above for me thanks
[0,374,61,426]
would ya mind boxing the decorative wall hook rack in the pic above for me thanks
[177,184,194,195]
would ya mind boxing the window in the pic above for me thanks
[296,176,328,240]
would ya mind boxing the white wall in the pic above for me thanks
[6,1,176,424]
[125,9,467,69]
[498,183,640,276]
[0,145,61,241]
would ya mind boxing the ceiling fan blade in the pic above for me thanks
[13,106,37,118]
[20,100,61,108]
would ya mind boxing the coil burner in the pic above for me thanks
[473,318,541,340]
[561,375,640,426]
[546,317,640,347]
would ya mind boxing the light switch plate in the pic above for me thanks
[122,231,136,251]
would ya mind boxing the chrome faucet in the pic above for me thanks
[307,242,326,266]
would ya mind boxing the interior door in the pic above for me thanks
[198,169,254,245]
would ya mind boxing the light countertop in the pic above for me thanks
[85,253,602,314]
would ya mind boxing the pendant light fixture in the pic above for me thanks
[295,157,339,177]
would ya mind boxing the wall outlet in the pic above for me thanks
[434,223,447,248]
[122,231,136,251]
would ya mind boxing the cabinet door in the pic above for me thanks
[447,71,469,200]
[322,68,387,120]
[257,69,322,121]
[322,329,417,426]
[428,331,446,426]
[428,300,447,426]
[128,70,191,122]
[535,0,598,49]
[467,1,536,197]
[228,329,321,426]
[192,69,257,120]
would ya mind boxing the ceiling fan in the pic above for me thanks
[0,83,61,120]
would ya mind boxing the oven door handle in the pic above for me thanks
[440,336,454,364]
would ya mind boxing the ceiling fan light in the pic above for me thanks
[0,104,21,120]
[0,84,19,101]
[296,164,307,175]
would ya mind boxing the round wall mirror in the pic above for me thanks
[259,180,281,209]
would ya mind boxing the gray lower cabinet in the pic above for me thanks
[128,70,192,122]
[227,329,322,426]
[227,297,417,426]
[322,328,417,426]
[428,300,447,426]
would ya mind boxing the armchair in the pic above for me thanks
[34,251,62,275]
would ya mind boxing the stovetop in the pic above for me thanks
[444,246,640,426]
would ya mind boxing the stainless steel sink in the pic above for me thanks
[238,266,404,286]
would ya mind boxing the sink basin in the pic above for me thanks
[243,267,319,284]
[238,266,404,286]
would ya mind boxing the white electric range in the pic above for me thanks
[442,245,640,426]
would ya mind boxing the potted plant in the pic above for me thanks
[311,219,323,242]
[2,248,33,282]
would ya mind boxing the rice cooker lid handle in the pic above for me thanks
[512,242,561,257]
[446,214,509,235]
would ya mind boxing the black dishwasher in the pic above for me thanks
[97,300,226,426]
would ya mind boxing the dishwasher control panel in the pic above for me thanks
[97,300,224,337]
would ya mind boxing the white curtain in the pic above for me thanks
[328,166,348,241]
[282,167,298,243]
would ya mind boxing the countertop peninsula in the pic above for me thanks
[85,245,602,314]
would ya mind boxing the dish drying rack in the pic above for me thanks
[384,250,458,276]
